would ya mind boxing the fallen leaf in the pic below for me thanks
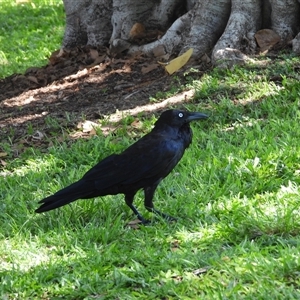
[0,159,7,166]
[27,76,39,84]
[129,23,145,40]
[153,45,168,58]
[141,63,159,74]
[0,152,7,157]
[165,48,193,75]
[89,49,99,60]
[93,54,106,65]
[127,219,144,229]
[255,29,280,52]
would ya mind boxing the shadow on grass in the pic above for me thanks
[2,75,300,237]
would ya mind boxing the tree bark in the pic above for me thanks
[62,0,300,67]
[269,0,300,41]
[212,0,261,67]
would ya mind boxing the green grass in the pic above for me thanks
[0,0,64,78]
[2,1,300,297]
[1,54,300,298]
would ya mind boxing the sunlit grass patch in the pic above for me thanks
[0,0,64,78]
[1,52,300,298]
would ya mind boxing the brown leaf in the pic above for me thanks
[127,219,143,229]
[0,152,8,157]
[0,159,7,166]
[94,54,106,64]
[255,29,281,52]
[89,49,99,60]
[153,45,167,58]
[27,76,39,84]
[141,63,159,74]
[129,23,145,40]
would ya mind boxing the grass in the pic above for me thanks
[2,1,300,298]
[0,0,64,78]
[1,55,300,298]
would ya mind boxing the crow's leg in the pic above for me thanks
[124,193,150,224]
[144,184,177,222]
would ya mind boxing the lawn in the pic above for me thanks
[1,1,300,299]
[0,0,64,78]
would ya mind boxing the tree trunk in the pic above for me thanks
[62,0,300,67]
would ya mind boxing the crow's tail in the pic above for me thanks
[35,180,93,213]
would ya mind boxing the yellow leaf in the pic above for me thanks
[165,48,193,75]
[0,152,7,157]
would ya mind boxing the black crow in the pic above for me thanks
[36,109,208,223]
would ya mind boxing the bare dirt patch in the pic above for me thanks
[0,47,209,158]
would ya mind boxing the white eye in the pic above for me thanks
[178,112,184,118]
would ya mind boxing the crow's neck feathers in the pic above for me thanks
[152,122,193,148]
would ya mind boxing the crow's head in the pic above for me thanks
[155,109,208,128]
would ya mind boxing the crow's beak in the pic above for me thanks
[185,112,208,122]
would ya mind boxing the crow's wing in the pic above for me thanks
[82,134,185,190]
